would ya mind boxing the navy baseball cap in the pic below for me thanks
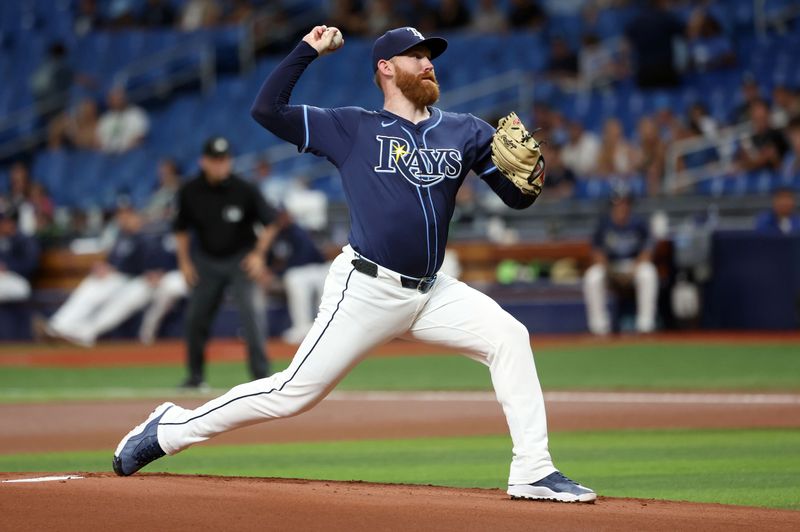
[372,27,448,71]
[202,136,231,158]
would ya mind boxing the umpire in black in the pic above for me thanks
[174,136,279,389]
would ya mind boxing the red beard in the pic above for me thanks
[395,67,440,107]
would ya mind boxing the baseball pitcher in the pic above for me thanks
[113,26,595,503]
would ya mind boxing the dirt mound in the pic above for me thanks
[2,473,797,531]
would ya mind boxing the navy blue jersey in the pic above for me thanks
[107,230,147,276]
[267,223,326,276]
[143,229,179,271]
[0,232,40,279]
[251,42,533,278]
[592,215,652,262]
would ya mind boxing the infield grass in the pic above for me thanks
[1,342,799,402]
[1,428,798,510]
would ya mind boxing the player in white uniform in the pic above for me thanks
[113,26,595,503]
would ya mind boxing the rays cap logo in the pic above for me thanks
[203,136,231,158]
[371,27,448,72]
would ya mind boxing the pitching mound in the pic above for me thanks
[2,473,798,531]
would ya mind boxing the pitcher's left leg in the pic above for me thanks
[404,274,554,485]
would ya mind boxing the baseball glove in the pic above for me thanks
[490,112,546,198]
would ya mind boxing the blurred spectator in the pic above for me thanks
[365,0,396,36]
[541,146,575,200]
[583,192,657,335]
[687,102,719,141]
[634,116,666,195]
[771,85,800,129]
[0,207,40,304]
[578,33,620,89]
[106,0,137,28]
[253,158,291,207]
[596,118,637,177]
[47,98,100,151]
[180,0,222,31]
[625,0,684,88]
[29,42,74,125]
[546,36,578,88]
[508,0,546,30]
[142,158,182,225]
[737,100,789,173]
[34,205,148,346]
[138,0,177,27]
[327,0,368,37]
[731,75,763,124]
[267,211,330,344]
[754,187,800,235]
[782,117,800,179]
[5,162,37,236]
[224,0,255,25]
[28,183,55,236]
[96,86,149,153]
[560,120,600,177]
[74,0,104,36]
[397,0,438,34]
[470,0,509,34]
[685,8,735,73]
[435,0,472,30]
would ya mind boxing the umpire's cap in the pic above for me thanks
[372,27,448,71]
[203,136,231,158]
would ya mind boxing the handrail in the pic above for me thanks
[0,35,216,161]
[112,36,216,100]
[755,0,800,35]
[664,121,753,194]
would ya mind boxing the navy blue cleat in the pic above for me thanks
[507,471,596,503]
[113,402,174,476]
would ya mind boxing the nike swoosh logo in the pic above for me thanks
[381,120,396,127]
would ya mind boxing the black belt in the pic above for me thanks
[351,258,437,294]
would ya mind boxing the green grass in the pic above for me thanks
[1,428,798,510]
[1,342,799,402]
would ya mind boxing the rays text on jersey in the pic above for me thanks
[373,135,462,187]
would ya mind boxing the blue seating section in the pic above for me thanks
[2,0,799,207]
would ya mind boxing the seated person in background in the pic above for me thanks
[541,145,575,200]
[781,116,800,180]
[96,86,149,153]
[0,207,40,303]
[47,98,100,151]
[266,211,331,345]
[138,229,187,345]
[35,204,148,346]
[737,100,789,173]
[142,158,182,225]
[583,191,658,335]
[754,187,800,235]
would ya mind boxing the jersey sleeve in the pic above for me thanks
[301,106,361,166]
[470,115,536,210]
[250,42,360,167]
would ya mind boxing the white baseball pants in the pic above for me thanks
[0,271,31,302]
[281,262,330,344]
[583,261,658,335]
[158,245,556,485]
[139,270,188,344]
[48,272,131,341]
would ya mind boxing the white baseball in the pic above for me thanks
[329,28,343,50]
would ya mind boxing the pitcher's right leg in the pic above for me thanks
[154,253,415,456]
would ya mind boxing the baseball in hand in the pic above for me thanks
[328,28,343,50]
